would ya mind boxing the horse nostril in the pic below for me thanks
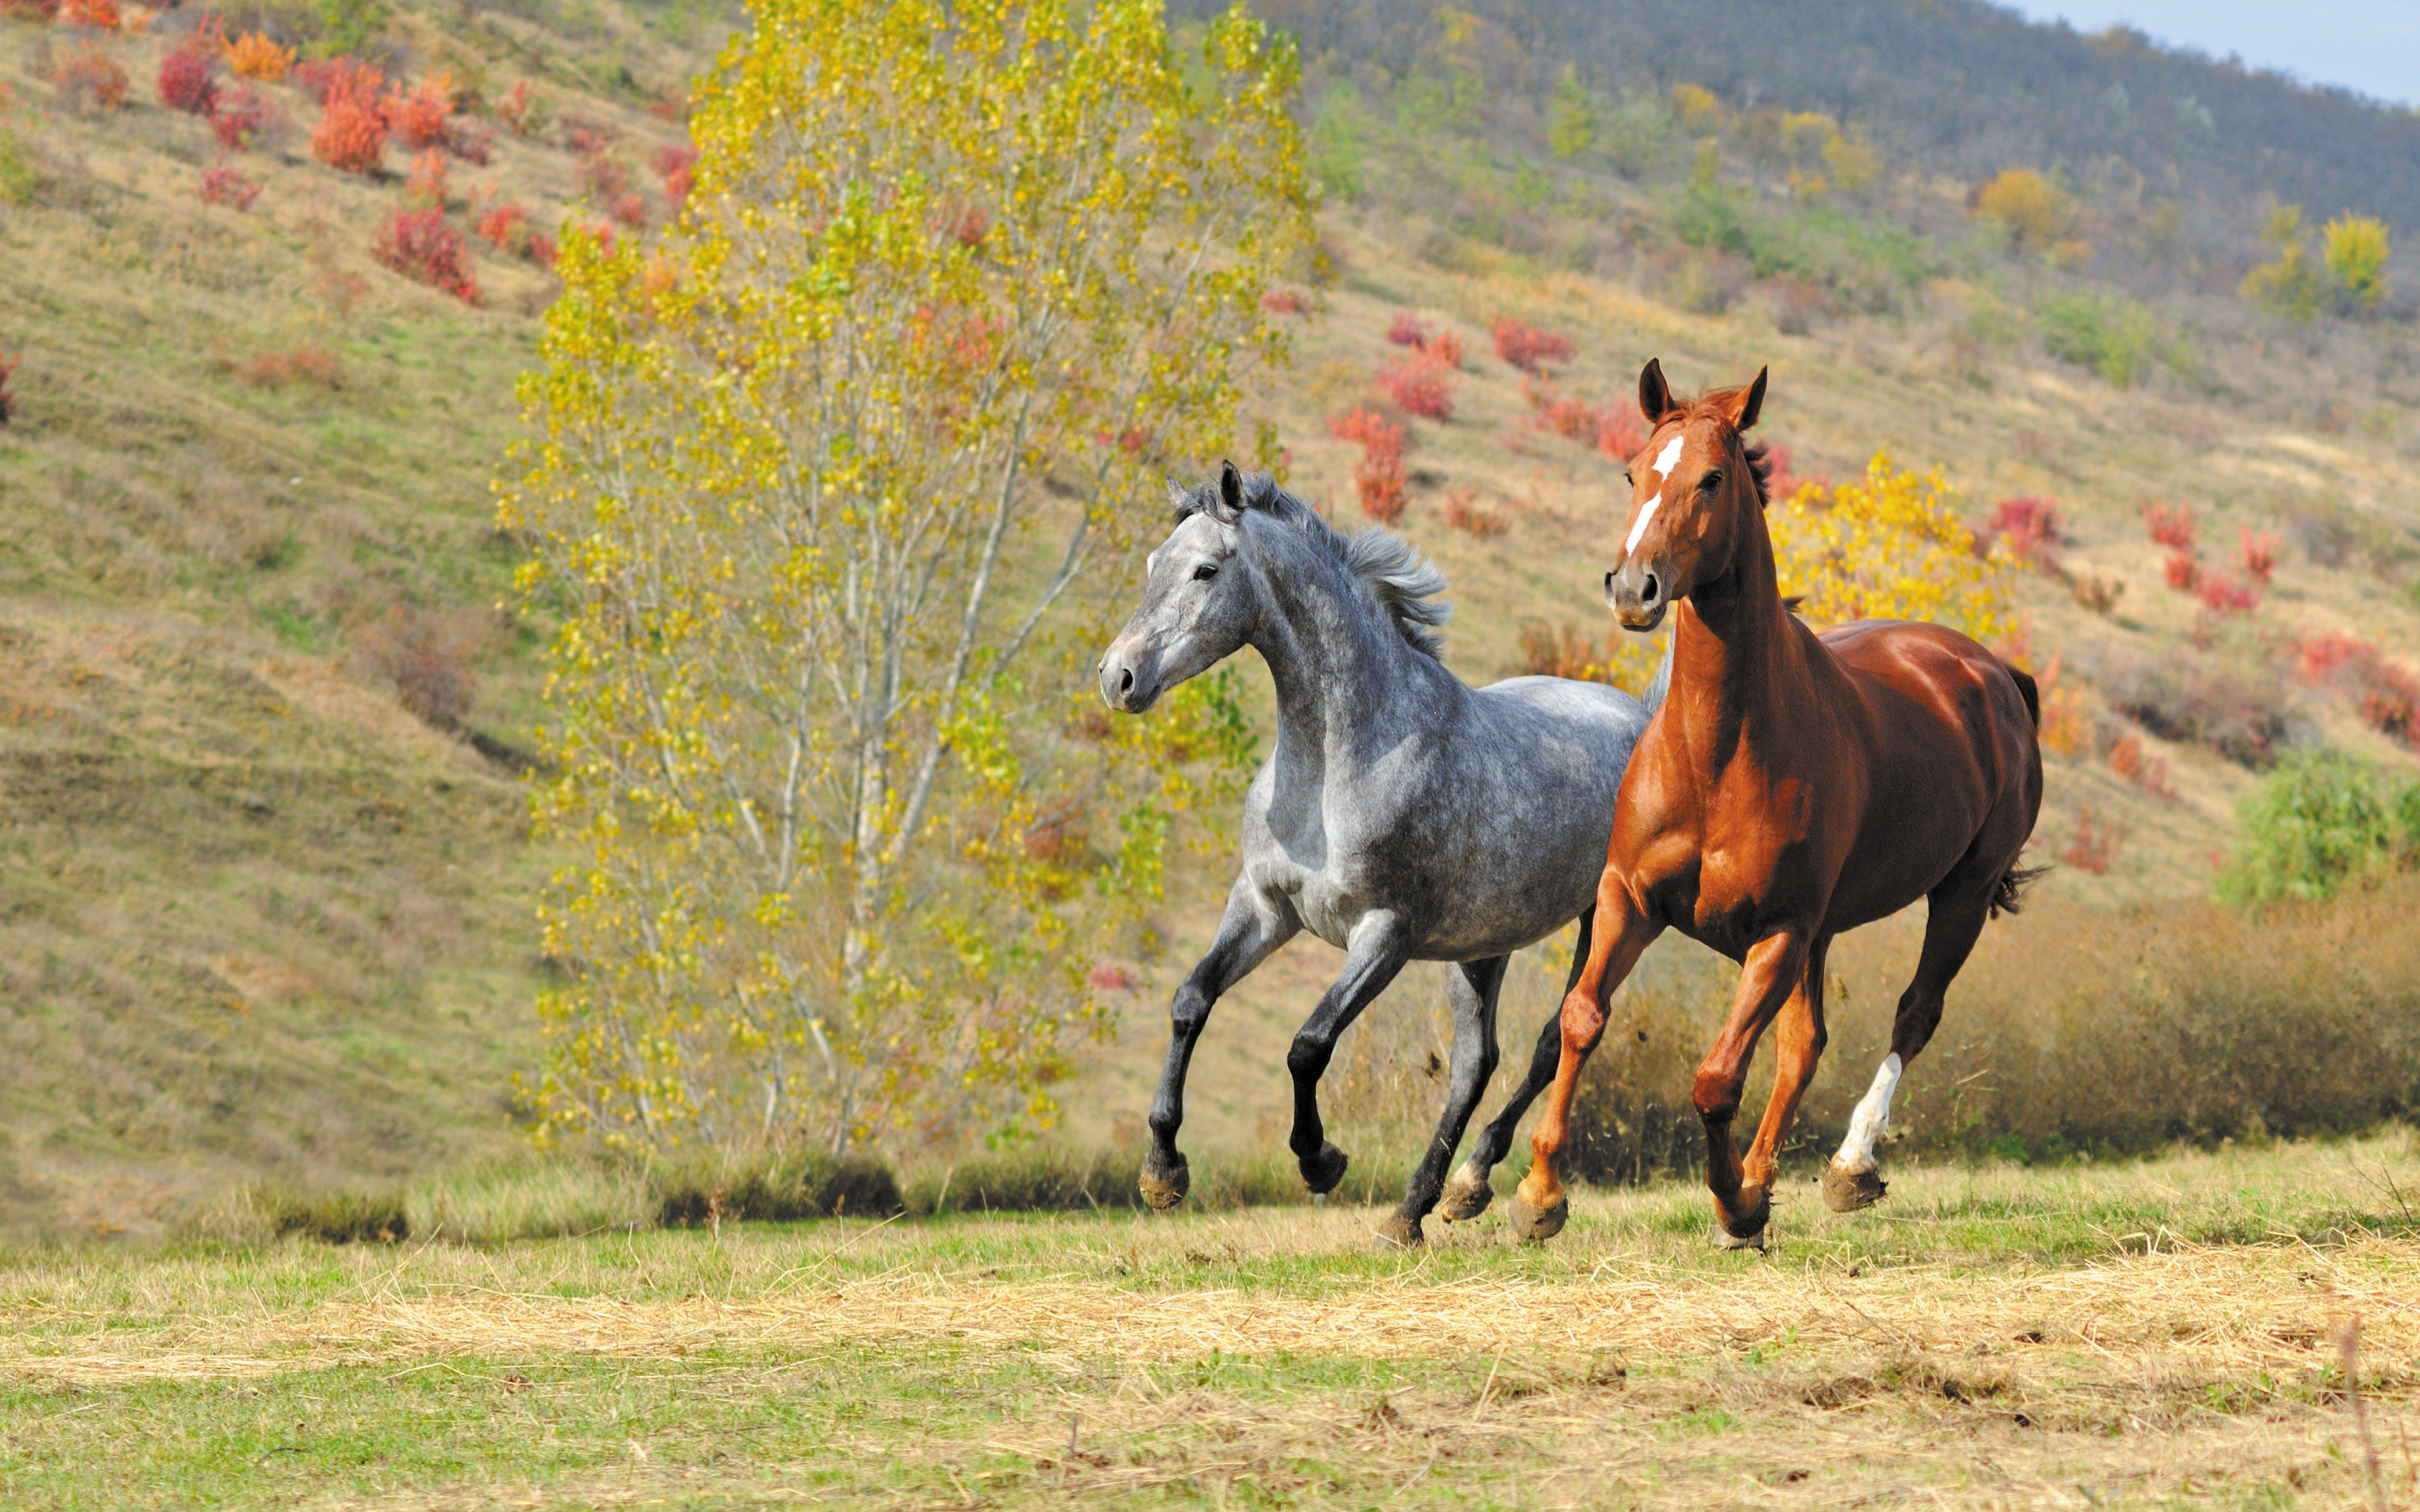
[1643,573,1661,604]
[1603,570,1617,593]
[1118,668,1134,695]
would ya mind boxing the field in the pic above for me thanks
[5,1135,2418,1509]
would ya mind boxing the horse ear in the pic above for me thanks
[1209,459,1245,524]
[1638,358,1671,423]
[1727,366,1768,432]
[1166,476,1193,511]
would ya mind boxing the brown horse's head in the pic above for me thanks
[1604,360,1770,630]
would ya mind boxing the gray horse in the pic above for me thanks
[1097,463,1660,1246]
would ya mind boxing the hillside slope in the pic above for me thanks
[4,0,2420,1233]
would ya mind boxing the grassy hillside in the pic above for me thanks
[4,0,2420,1235]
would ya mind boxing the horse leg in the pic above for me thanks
[1377,954,1507,1249]
[1142,880,1298,1210]
[1440,908,1595,1224]
[1823,891,1990,1213]
[1736,934,1832,1239]
[1692,930,1812,1247]
[1284,914,1414,1197]
[1511,882,1663,1242]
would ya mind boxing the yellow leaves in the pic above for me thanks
[504,0,1308,1155]
[1969,168,2075,255]
[1769,450,2015,645]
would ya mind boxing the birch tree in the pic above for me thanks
[504,0,1310,1152]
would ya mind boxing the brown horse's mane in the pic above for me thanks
[1650,383,1776,506]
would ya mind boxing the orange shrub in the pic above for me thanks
[55,0,118,29]
[224,32,293,81]
[1442,488,1507,536]
[385,71,451,150]
[2107,736,2175,799]
[477,201,530,253]
[371,207,479,304]
[403,148,447,208]
[608,192,649,228]
[2058,807,2126,874]
[496,79,541,136]
[237,344,341,386]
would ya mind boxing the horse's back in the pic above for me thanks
[1814,617,2042,919]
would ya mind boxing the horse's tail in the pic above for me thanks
[1991,661,2047,917]
[2008,666,2041,728]
[1641,638,1676,715]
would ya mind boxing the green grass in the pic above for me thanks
[3,1136,2416,1509]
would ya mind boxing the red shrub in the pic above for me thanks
[371,208,480,304]
[609,192,649,228]
[210,83,283,150]
[55,0,116,28]
[577,150,630,202]
[1329,407,1407,522]
[655,143,698,207]
[1,0,61,19]
[2196,574,2260,615]
[1758,439,1800,501]
[445,121,493,165]
[1427,329,1464,368]
[1443,488,1508,536]
[2162,551,2199,591]
[477,202,530,253]
[1376,349,1454,421]
[1490,316,1574,373]
[1386,312,1428,346]
[50,43,129,110]
[526,232,558,267]
[2058,807,2127,875]
[0,352,18,427]
[1259,286,1304,316]
[2238,527,2280,585]
[2292,633,2420,748]
[1596,407,1645,460]
[198,162,260,210]
[157,42,218,114]
[2142,501,2196,552]
[1978,496,2064,569]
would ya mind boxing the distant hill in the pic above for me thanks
[1235,0,2420,278]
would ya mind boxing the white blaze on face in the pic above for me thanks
[1833,1052,1903,1171]
[1624,433,1688,557]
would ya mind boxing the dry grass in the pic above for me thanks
[4,1138,2417,1509]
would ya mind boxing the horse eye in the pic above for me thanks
[1192,562,1219,581]
[1623,470,1634,486]
[1699,470,1723,491]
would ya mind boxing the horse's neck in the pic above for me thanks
[1670,507,1813,769]
[1250,557,1439,769]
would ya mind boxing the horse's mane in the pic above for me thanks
[1173,473,1450,659]
[1652,383,1776,506]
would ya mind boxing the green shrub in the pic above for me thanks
[0,129,34,208]
[2217,748,2407,905]
[1667,186,1933,312]
[2038,289,2181,386]
[253,1184,410,1242]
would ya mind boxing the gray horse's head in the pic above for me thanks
[1098,460,1449,712]
[1098,462,1265,713]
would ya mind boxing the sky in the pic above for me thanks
[2002,1,2420,108]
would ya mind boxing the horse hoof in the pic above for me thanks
[1822,1160,1886,1213]
[1298,1140,1349,1194]
[1139,1152,1191,1211]
[1372,1215,1423,1251]
[1716,1184,1771,1246]
[1438,1167,1494,1223]
[1507,1194,1568,1243]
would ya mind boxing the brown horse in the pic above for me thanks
[1508,361,2043,1248]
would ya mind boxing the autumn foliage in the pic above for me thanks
[307,58,388,175]
[1374,348,1454,420]
[157,41,218,115]
[198,162,260,209]
[1768,450,2016,643]
[372,207,479,304]
[1329,406,1407,521]
[654,143,698,206]
[1490,316,1574,372]
[224,31,294,81]
[2296,633,2420,748]
[50,43,129,111]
